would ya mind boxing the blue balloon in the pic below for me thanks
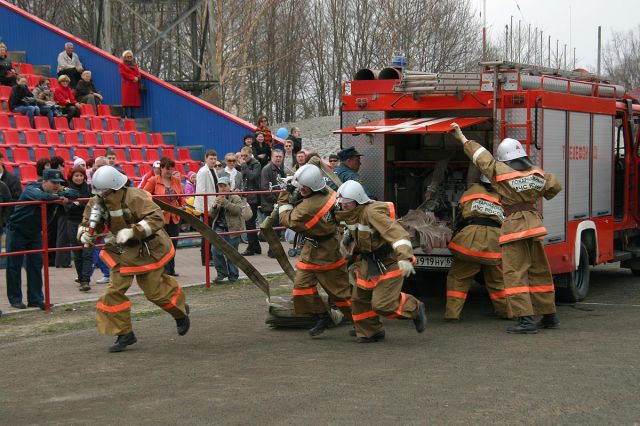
[275,127,289,139]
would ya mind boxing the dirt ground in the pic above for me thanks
[0,265,639,425]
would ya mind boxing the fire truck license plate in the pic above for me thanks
[415,255,453,269]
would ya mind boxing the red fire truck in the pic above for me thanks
[335,61,640,302]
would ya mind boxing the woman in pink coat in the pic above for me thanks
[118,50,141,118]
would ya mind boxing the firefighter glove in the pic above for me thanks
[80,232,94,247]
[116,228,135,244]
[398,260,416,278]
[450,123,468,144]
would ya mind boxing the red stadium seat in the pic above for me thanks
[89,117,105,131]
[150,133,165,146]
[34,116,53,131]
[3,163,14,174]
[134,133,149,146]
[0,147,14,164]
[80,103,96,116]
[82,132,99,146]
[63,132,80,146]
[72,117,88,131]
[105,118,121,131]
[177,148,191,162]
[117,132,133,146]
[53,147,73,164]
[161,148,175,160]
[97,105,115,117]
[44,132,64,146]
[122,164,136,178]
[113,148,127,162]
[0,114,11,129]
[138,162,151,176]
[23,130,43,146]
[74,147,89,160]
[187,161,201,173]
[145,148,159,162]
[14,115,32,130]
[129,148,144,163]
[34,147,51,160]
[2,129,21,145]
[26,75,40,89]
[48,78,60,90]
[100,132,117,147]
[16,63,34,74]
[19,164,38,184]
[0,86,11,101]
[54,117,75,132]
[122,119,137,131]
[12,147,33,164]
[93,148,106,158]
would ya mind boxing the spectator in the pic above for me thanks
[240,146,262,256]
[241,134,254,151]
[86,156,107,184]
[64,166,93,291]
[0,154,21,268]
[252,131,271,167]
[35,158,51,180]
[283,140,295,175]
[75,70,103,115]
[293,150,307,172]
[235,151,245,168]
[137,160,161,189]
[194,149,219,265]
[184,171,197,195]
[73,156,86,169]
[328,154,339,170]
[287,127,302,154]
[56,42,83,88]
[260,149,286,258]
[54,74,81,123]
[214,160,228,179]
[0,178,10,269]
[223,153,242,191]
[105,149,125,175]
[0,43,17,87]
[256,115,272,146]
[144,156,184,277]
[9,75,39,128]
[118,50,142,118]
[6,169,78,309]
[32,77,61,128]
[50,156,72,269]
[210,176,244,283]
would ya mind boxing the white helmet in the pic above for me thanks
[480,174,491,184]
[293,164,325,191]
[337,180,371,204]
[496,138,527,162]
[91,165,128,195]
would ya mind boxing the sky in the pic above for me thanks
[470,0,640,71]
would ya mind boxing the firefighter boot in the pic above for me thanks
[413,302,427,333]
[309,313,333,337]
[506,316,538,334]
[176,304,191,336]
[109,331,138,353]
[538,313,560,329]
[356,331,386,343]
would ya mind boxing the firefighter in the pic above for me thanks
[79,166,190,352]
[445,175,508,321]
[277,164,352,337]
[334,180,427,343]
[450,123,562,334]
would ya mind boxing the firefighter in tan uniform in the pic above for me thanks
[79,166,190,352]
[335,180,427,343]
[445,176,508,320]
[451,123,562,334]
[278,164,352,337]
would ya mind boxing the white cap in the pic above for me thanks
[152,161,161,168]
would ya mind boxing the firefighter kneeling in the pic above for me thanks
[445,175,508,321]
[278,164,352,337]
[335,180,427,343]
[79,166,190,352]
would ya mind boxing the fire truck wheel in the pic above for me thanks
[556,243,590,303]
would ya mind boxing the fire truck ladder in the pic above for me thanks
[393,70,481,95]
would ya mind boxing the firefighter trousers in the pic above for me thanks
[96,267,188,336]
[501,238,556,317]
[445,258,508,320]
[351,268,421,338]
[293,264,352,318]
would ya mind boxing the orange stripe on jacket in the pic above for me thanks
[495,169,545,182]
[292,287,318,296]
[355,268,403,289]
[448,242,502,260]
[489,284,555,299]
[387,202,396,220]
[162,286,182,310]
[352,310,377,322]
[96,300,132,313]
[458,193,501,205]
[334,300,352,307]
[304,192,337,230]
[447,290,468,300]
[498,226,547,244]
[296,258,346,271]
[120,244,176,274]
[99,250,118,268]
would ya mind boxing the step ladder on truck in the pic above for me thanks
[335,59,640,302]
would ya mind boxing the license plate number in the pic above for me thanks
[415,255,453,269]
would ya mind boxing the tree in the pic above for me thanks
[603,25,640,90]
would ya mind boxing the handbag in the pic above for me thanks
[241,199,253,221]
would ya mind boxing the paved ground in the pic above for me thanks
[0,262,638,425]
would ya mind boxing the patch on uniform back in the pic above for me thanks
[471,199,505,221]
[508,174,545,192]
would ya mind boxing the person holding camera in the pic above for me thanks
[9,75,39,128]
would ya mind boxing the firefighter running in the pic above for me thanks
[79,166,190,352]
[277,164,352,337]
[445,176,508,321]
[451,123,562,334]
[335,180,427,343]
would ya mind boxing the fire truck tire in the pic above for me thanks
[555,243,590,303]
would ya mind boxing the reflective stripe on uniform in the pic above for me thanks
[292,287,318,296]
[119,244,176,274]
[489,284,555,299]
[386,292,408,318]
[162,286,182,310]
[392,239,412,250]
[387,202,396,219]
[296,258,346,271]
[458,193,501,205]
[447,290,468,300]
[334,300,352,307]
[99,250,118,268]
[344,223,373,233]
[109,209,124,217]
[352,310,377,322]
[305,192,337,230]
[138,219,153,237]
[448,241,502,260]
[495,169,545,182]
[278,204,294,214]
[355,268,403,289]
[472,146,487,165]
[498,226,547,244]
[96,300,132,313]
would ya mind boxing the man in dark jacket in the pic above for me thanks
[286,127,303,155]
[240,146,262,255]
[9,75,40,127]
[5,169,78,310]
[260,149,286,258]
[0,156,21,269]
